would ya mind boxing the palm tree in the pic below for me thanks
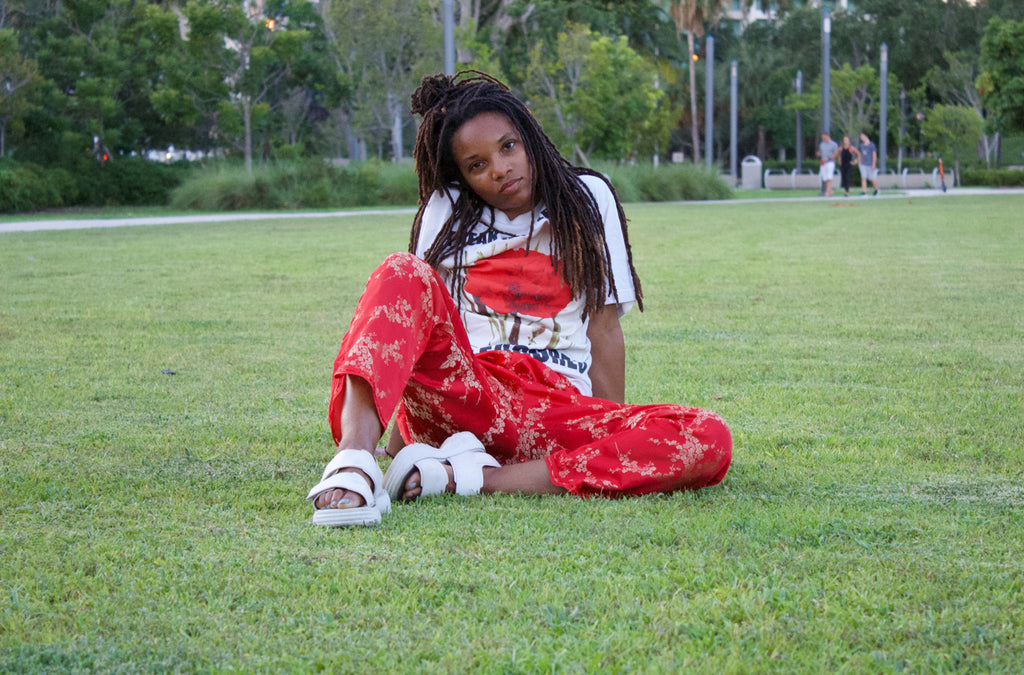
[669,0,728,165]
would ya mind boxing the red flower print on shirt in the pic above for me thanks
[464,249,572,318]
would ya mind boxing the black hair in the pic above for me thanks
[408,71,642,317]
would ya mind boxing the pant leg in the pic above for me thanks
[474,351,732,496]
[423,349,732,497]
[329,252,496,445]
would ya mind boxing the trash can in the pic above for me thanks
[741,155,763,190]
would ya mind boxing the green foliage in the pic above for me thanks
[0,157,185,212]
[600,162,733,202]
[523,23,675,165]
[167,160,733,211]
[6,0,1024,187]
[922,104,984,182]
[0,163,64,212]
[960,167,1024,186]
[168,160,419,211]
[999,135,1024,166]
[979,16,1024,134]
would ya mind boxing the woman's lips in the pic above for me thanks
[500,178,521,194]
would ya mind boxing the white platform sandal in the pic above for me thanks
[307,449,391,527]
[382,431,500,501]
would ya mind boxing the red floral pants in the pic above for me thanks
[330,253,731,497]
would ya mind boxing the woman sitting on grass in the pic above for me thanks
[307,72,732,526]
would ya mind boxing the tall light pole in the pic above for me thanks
[879,42,888,174]
[898,88,906,173]
[442,0,455,75]
[795,70,803,172]
[705,35,715,172]
[821,8,831,137]
[730,59,738,183]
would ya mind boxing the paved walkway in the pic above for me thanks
[2,188,1022,234]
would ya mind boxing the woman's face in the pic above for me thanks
[451,111,536,219]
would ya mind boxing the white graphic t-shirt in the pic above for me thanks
[414,174,637,396]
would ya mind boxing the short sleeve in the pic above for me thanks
[414,187,459,259]
[580,174,637,317]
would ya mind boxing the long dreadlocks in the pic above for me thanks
[408,71,643,318]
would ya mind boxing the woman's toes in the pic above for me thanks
[403,471,422,500]
[401,465,455,499]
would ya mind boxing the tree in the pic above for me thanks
[668,0,728,165]
[0,28,40,155]
[921,104,982,185]
[321,0,437,161]
[522,23,674,165]
[922,51,998,167]
[166,0,309,173]
[978,16,1024,135]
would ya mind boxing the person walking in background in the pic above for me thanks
[839,136,859,197]
[859,132,879,196]
[817,133,840,197]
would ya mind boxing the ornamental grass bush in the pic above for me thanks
[169,160,418,211]
[961,167,1024,187]
[169,160,732,213]
[602,162,733,202]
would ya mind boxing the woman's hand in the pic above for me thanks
[587,304,626,404]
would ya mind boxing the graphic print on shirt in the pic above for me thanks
[414,175,638,396]
[464,248,572,318]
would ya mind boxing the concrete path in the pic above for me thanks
[2,188,1022,234]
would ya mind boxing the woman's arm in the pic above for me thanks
[587,304,626,404]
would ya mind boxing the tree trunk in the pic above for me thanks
[389,92,403,162]
[243,95,253,175]
[573,143,591,168]
[687,31,700,165]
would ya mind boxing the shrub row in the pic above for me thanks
[170,160,734,211]
[169,161,419,211]
[0,157,188,214]
[600,162,733,202]
[960,168,1024,187]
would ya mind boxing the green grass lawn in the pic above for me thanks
[2,196,1022,672]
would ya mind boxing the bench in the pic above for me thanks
[875,168,954,189]
[763,169,821,190]
[763,167,954,190]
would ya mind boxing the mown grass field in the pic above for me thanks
[1,195,1022,672]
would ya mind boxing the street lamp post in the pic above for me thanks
[898,88,906,174]
[730,60,738,183]
[821,8,831,137]
[705,35,715,173]
[442,0,455,75]
[880,43,888,174]
[795,70,803,173]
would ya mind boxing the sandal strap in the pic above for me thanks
[448,450,500,496]
[306,471,375,506]
[320,448,383,490]
[413,458,450,496]
[439,431,485,454]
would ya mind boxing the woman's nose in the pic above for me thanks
[490,158,508,179]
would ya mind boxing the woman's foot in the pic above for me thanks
[398,465,452,500]
[391,456,565,499]
[307,448,390,527]
[312,467,372,510]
